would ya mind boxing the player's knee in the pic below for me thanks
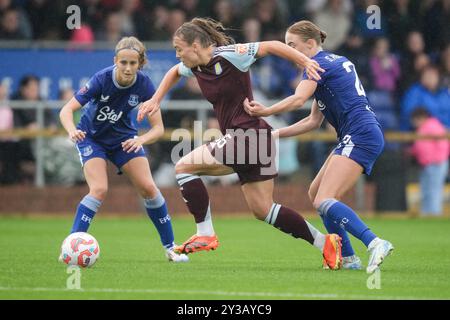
[139,183,159,199]
[308,187,316,204]
[249,203,271,221]
[312,197,325,210]
[175,161,189,174]
[89,186,108,201]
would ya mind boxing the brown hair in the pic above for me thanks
[115,36,148,69]
[411,107,431,120]
[287,20,327,45]
[174,17,235,47]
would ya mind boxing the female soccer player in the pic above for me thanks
[137,18,343,270]
[244,21,394,273]
[59,37,188,262]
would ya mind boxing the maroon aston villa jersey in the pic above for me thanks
[178,43,272,134]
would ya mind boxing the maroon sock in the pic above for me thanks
[265,203,314,244]
[176,174,209,223]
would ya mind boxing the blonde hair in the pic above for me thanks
[115,36,148,69]
[287,20,327,45]
[174,17,235,47]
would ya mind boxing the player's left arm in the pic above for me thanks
[275,99,325,138]
[256,41,324,81]
[122,109,164,153]
[244,79,317,117]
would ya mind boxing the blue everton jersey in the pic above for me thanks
[74,65,155,147]
[302,51,380,138]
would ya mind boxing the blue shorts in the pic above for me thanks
[333,124,384,175]
[76,136,146,174]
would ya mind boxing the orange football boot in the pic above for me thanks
[174,234,219,254]
[322,234,342,270]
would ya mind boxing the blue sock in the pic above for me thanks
[320,214,355,257]
[71,195,102,233]
[144,191,175,249]
[318,199,376,247]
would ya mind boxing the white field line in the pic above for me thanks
[0,286,437,300]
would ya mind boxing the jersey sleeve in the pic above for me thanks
[177,62,194,77]
[302,56,326,86]
[142,77,156,101]
[216,42,260,72]
[74,74,102,106]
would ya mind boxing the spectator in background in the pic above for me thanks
[165,9,187,37]
[68,23,95,49]
[440,43,450,89]
[24,0,63,39]
[420,0,450,54]
[148,5,171,41]
[369,37,401,93]
[239,17,261,43]
[117,0,150,40]
[384,0,418,52]
[212,0,241,40]
[252,0,287,40]
[313,0,352,51]
[401,65,450,130]
[10,75,40,183]
[0,83,21,184]
[410,107,449,216]
[0,0,32,39]
[175,0,204,20]
[399,31,429,93]
[95,11,126,42]
[79,0,105,33]
[337,29,371,89]
[0,7,31,39]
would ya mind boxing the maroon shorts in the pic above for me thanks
[207,128,278,185]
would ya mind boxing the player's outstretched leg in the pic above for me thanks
[265,203,342,270]
[174,173,218,254]
[144,190,189,263]
[309,155,361,270]
[122,157,188,263]
[320,215,362,270]
[70,195,102,233]
[242,180,342,270]
[318,198,394,273]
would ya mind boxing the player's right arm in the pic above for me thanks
[275,99,325,138]
[59,97,86,142]
[137,64,183,122]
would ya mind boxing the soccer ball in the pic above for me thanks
[60,232,100,268]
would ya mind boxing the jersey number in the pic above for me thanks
[342,61,366,97]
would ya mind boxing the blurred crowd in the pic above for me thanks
[1,0,450,215]
[2,0,448,127]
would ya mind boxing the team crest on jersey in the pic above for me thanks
[100,94,109,102]
[317,100,326,111]
[79,83,89,95]
[235,44,248,55]
[81,145,93,157]
[128,94,139,107]
[214,62,223,75]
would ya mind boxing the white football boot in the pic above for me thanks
[165,247,189,263]
[366,238,394,273]
[323,255,363,270]
[342,255,363,270]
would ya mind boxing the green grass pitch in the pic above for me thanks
[1,215,449,300]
